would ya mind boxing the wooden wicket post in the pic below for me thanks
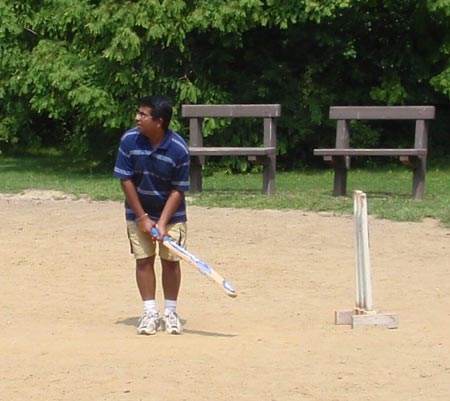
[354,190,373,312]
[335,190,399,329]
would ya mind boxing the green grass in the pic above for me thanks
[192,168,450,225]
[1,153,450,226]
[0,153,123,201]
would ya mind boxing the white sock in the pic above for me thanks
[164,299,177,316]
[143,299,158,315]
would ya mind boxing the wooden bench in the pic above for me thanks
[313,106,436,199]
[182,104,281,195]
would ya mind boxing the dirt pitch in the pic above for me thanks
[1,190,449,401]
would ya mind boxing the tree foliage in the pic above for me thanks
[1,0,450,169]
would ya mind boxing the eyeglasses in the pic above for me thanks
[136,111,152,120]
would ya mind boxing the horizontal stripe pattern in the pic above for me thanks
[113,127,190,223]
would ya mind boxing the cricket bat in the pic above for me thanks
[151,227,237,298]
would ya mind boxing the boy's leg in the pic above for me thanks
[135,256,161,335]
[161,259,181,301]
[127,220,158,301]
[136,256,157,301]
[159,222,186,302]
[127,221,160,334]
[161,258,183,334]
[159,222,186,334]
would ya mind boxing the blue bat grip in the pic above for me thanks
[150,227,170,241]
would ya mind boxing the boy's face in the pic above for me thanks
[135,106,163,137]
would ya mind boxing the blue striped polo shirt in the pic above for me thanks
[113,127,190,223]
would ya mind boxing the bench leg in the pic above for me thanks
[262,155,276,195]
[249,155,276,195]
[333,156,348,197]
[400,156,426,200]
[412,158,426,200]
[189,157,203,193]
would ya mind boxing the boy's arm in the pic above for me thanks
[156,189,185,238]
[120,179,155,233]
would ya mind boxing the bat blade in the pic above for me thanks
[151,227,237,298]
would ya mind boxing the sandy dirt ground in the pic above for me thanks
[1,190,449,401]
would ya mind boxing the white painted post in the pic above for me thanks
[353,191,364,309]
[335,190,398,328]
[359,192,373,311]
[353,191,373,312]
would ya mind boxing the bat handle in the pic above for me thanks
[150,226,170,241]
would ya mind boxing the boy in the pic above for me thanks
[113,95,190,335]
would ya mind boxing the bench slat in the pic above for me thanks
[183,103,280,195]
[190,147,276,156]
[329,106,435,120]
[182,104,281,118]
[313,148,427,157]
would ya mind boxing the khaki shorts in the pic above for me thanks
[126,221,187,261]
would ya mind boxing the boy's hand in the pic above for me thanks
[135,214,155,235]
[154,223,168,241]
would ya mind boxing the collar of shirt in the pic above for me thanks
[137,128,173,152]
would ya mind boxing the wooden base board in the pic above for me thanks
[335,309,399,329]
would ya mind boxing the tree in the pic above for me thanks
[1,0,450,168]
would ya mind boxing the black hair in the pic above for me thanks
[138,95,173,131]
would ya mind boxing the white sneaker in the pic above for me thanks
[162,312,183,334]
[137,311,160,335]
